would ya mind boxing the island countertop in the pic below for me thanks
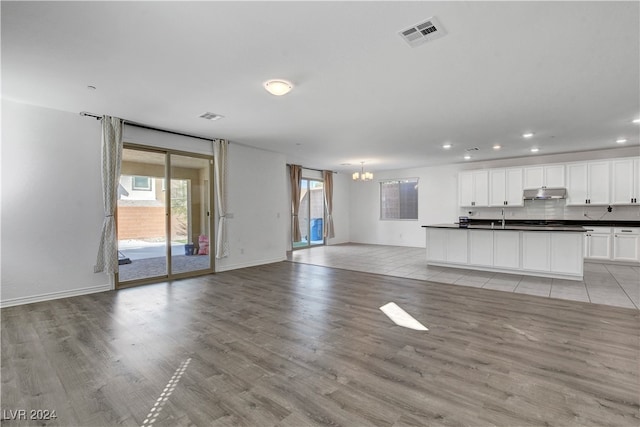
[422,223,587,232]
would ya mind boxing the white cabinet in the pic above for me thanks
[584,227,612,260]
[523,164,565,189]
[426,228,447,262]
[489,168,523,207]
[611,158,640,205]
[469,230,493,266]
[566,161,611,206]
[493,231,521,269]
[522,232,551,271]
[613,228,640,262]
[447,229,468,264]
[551,233,583,275]
[426,229,468,264]
[458,170,489,207]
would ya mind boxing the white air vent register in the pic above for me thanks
[399,16,447,47]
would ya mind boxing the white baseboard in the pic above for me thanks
[1,284,112,308]
[215,256,286,272]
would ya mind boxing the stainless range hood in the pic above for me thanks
[523,187,567,200]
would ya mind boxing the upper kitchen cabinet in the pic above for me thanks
[565,161,611,206]
[523,164,565,189]
[489,168,524,207]
[611,158,640,205]
[458,170,489,207]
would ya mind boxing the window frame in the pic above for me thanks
[379,177,419,221]
[132,176,152,191]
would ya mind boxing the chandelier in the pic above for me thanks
[352,162,373,181]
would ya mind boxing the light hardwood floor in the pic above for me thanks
[1,262,638,426]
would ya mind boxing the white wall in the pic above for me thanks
[215,143,288,271]
[1,99,110,306]
[349,165,460,248]
[327,172,350,245]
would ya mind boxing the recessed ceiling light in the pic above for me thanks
[442,143,452,149]
[522,132,534,138]
[463,154,471,160]
[632,118,640,124]
[616,138,627,144]
[199,112,224,121]
[530,147,539,153]
[493,144,501,150]
[264,79,293,96]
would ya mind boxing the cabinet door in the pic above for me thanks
[505,168,524,206]
[427,229,447,262]
[494,231,520,269]
[544,164,565,188]
[566,163,588,206]
[587,161,610,205]
[613,230,639,262]
[634,159,640,202]
[458,172,474,207]
[522,232,550,271]
[550,233,583,275]
[587,233,612,260]
[611,158,634,205]
[473,170,489,207]
[489,169,506,207]
[446,229,469,264]
[523,166,543,189]
[469,230,493,266]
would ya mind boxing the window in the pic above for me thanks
[380,178,419,220]
[132,176,152,191]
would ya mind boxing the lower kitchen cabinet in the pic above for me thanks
[584,227,612,260]
[613,228,640,262]
[493,231,520,269]
[469,230,493,266]
[425,227,584,280]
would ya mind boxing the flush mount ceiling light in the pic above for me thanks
[463,154,471,160]
[530,147,540,153]
[493,144,501,150]
[352,162,373,181]
[263,79,293,96]
[632,118,640,124]
[522,132,534,138]
[199,112,224,121]
[616,138,627,144]
[442,143,452,149]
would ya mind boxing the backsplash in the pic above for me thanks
[461,199,640,222]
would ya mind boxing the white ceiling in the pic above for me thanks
[2,1,639,173]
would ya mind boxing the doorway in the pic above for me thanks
[116,146,214,287]
[293,178,325,249]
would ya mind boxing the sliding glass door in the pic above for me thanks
[293,178,325,249]
[116,146,213,286]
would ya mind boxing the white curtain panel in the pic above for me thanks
[213,139,229,258]
[94,116,124,274]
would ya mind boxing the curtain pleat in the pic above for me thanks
[94,116,123,274]
[213,139,229,258]
[289,165,302,242]
[323,170,335,238]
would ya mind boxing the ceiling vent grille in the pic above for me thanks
[466,147,480,152]
[399,16,447,47]
[199,112,224,121]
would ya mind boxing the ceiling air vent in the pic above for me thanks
[466,147,479,151]
[399,16,447,47]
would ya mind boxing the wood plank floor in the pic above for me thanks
[1,262,638,426]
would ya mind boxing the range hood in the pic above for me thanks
[523,187,567,200]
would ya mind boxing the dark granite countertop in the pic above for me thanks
[468,219,640,227]
[422,223,587,232]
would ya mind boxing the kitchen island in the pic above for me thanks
[423,223,587,280]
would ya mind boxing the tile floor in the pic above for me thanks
[289,243,639,309]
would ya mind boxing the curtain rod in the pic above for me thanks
[287,163,338,174]
[80,111,214,142]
